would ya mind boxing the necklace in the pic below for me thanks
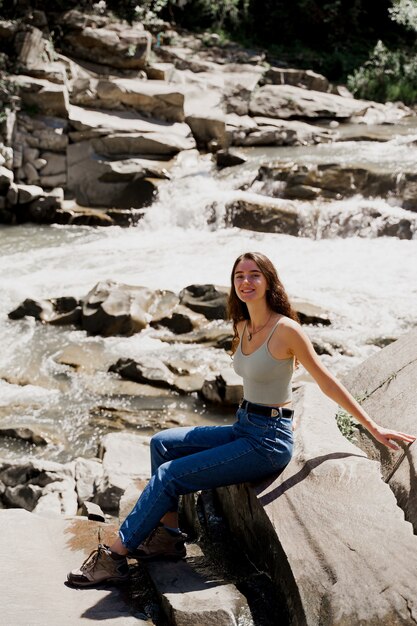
[247,313,272,341]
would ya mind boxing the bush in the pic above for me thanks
[347,40,417,104]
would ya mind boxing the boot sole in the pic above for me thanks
[66,575,130,588]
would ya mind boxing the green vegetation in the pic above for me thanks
[348,0,417,103]
[335,408,357,442]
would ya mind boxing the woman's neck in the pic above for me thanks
[247,302,273,328]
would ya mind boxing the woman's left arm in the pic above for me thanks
[284,322,416,450]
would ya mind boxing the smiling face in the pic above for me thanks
[233,258,269,304]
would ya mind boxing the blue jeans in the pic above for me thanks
[119,404,294,551]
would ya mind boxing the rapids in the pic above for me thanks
[1,131,417,461]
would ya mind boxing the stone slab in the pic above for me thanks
[146,555,249,626]
[0,509,148,625]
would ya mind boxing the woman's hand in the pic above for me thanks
[370,427,416,451]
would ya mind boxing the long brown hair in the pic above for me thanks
[227,252,299,354]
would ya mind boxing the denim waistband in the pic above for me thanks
[239,399,294,419]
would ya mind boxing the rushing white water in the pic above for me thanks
[1,136,417,461]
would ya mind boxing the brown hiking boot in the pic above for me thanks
[67,544,129,587]
[129,524,187,561]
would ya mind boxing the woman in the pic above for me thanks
[68,252,415,587]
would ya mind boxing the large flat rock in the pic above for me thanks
[343,329,417,531]
[216,384,417,626]
[0,509,148,625]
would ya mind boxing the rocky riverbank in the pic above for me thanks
[1,8,416,236]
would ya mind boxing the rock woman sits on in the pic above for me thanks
[67,251,415,587]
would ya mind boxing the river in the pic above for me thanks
[1,129,417,462]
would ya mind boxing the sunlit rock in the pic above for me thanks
[343,329,417,533]
[216,384,417,625]
[263,67,329,92]
[60,9,151,70]
[94,432,150,512]
[179,284,228,320]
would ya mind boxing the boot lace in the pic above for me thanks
[80,544,107,574]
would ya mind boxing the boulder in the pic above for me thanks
[263,67,329,92]
[91,131,194,156]
[216,384,417,625]
[201,367,243,404]
[252,161,417,209]
[216,150,247,168]
[109,357,205,395]
[61,10,151,70]
[67,141,159,208]
[151,303,206,334]
[74,457,103,506]
[81,282,179,336]
[17,183,44,204]
[249,84,407,121]
[0,165,13,191]
[159,325,233,350]
[179,284,228,320]
[39,152,66,176]
[15,26,52,70]
[94,432,151,512]
[0,458,77,516]
[225,195,301,235]
[11,76,69,118]
[342,329,417,533]
[0,426,50,446]
[185,114,226,149]
[96,79,185,122]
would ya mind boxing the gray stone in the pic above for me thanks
[96,79,185,122]
[95,432,151,512]
[23,147,40,163]
[0,426,50,446]
[67,141,159,208]
[0,510,147,624]
[39,173,67,188]
[147,557,249,626]
[17,184,44,204]
[81,500,105,522]
[39,152,66,176]
[81,281,155,336]
[0,165,13,191]
[61,10,151,70]
[74,457,103,505]
[201,367,243,405]
[225,195,301,236]
[185,115,226,149]
[3,483,43,510]
[92,131,195,157]
[249,84,408,122]
[118,478,148,523]
[216,384,417,625]
[11,75,69,118]
[6,183,18,205]
[264,67,329,92]
[23,162,39,184]
[343,329,417,532]
[179,284,228,320]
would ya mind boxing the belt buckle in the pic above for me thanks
[271,408,279,418]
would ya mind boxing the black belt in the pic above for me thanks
[239,399,294,419]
